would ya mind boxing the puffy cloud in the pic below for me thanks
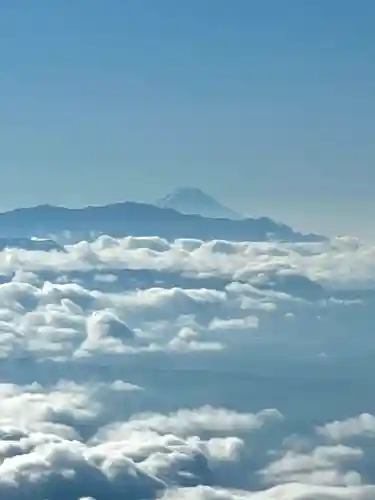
[261,445,363,487]
[81,310,136,353]
[0,235,375,289]
[209,316,259,331]
[0,435,166,499]
[318,414,375,441]
[0,398,372,500]
[161,484,375,500]
[0,234,372,498]
[94,407,283,441]
[0,383,372,499]
[0,379,142,439]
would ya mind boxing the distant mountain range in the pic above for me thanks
[156,187,242,220]
[0,195,325,244]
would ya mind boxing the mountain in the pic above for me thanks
[0,201,325,243]
[156,187,242,219]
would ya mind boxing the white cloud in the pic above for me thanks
[161,484,375,500]
[318,414,375,441]
[1,234,375,289]
[0,234,372,497]
[209,316,259,331]
[95,407,283,440]
[261,445,363,486]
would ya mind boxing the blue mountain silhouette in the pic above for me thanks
[0,201,324,242]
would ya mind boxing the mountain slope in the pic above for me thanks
[156,187,242,219]
[0,201,325,243]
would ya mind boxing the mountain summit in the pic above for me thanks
[156,187,242,219]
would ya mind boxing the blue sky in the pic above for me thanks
[1,1,374,235]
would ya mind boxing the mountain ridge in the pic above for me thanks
[0,200,325,243]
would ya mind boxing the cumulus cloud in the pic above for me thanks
[0,234,375,288]
[95,407,283,441]
[0,234,373,498]
[161,484,375,500]
[318,414,375,441]
[261,444,363,487]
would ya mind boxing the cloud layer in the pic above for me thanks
[0,235,374,498]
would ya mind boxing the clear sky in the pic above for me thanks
[1,1,374,236]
